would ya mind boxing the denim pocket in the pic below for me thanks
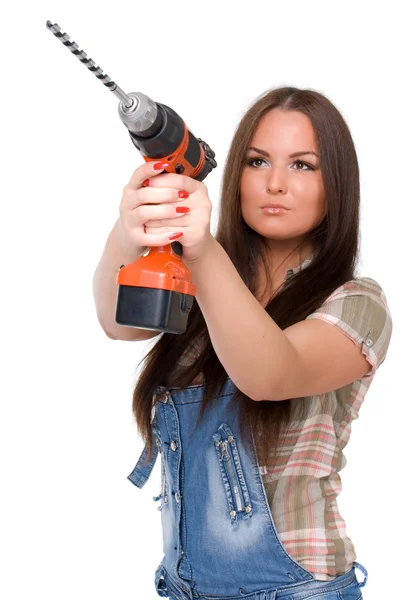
[337,579,363,600]
[213,423,253,524]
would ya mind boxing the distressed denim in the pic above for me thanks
[128,379,368,600]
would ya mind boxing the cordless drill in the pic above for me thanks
[46,21,217,334]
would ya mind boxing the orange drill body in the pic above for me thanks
[45,21,216,333]
[142,121,205,179]
[116,102,217,333]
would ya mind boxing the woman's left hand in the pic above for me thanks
[143,172,215,264]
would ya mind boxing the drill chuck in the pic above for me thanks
[117,92,160,136]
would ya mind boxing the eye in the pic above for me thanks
[245,157,268,168]
[292,160,314,171]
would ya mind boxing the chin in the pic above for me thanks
[247,222,297,238]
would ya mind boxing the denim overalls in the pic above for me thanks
[128,378,368,600]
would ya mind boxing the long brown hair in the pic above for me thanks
[132,86,360,467]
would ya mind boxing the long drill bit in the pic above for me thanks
[45,21,134,109]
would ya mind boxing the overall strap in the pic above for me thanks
[127,435,159,489]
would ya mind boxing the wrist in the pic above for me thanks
[182,234,218,269]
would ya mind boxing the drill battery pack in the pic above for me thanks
[115,244,196,335]
[115,285,194,334]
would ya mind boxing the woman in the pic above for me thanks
[93,87,392,599]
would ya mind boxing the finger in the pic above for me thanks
[144,214,190,228]
[124,160,170,191]
[138,202,191,224]
[142,229,184,246]
[124,187,187,211]
[148,172,199,193]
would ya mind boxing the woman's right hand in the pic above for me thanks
[117,160,189,258]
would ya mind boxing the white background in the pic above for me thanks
[1,1,413,598]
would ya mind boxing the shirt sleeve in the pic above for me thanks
[305,277,393,378]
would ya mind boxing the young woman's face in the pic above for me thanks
[240,108,326,243]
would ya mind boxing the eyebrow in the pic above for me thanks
[248,146,319,159]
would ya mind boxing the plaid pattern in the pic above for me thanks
[173,260,393,580]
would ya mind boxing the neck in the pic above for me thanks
[254,237,313,305]
[264,237,313,276]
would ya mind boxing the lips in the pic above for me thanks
[261,204,289,210]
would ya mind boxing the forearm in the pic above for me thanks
[184,236,298,400]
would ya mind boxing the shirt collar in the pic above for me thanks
[285,253,314,280]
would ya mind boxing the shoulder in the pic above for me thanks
[325,276,389,303]
[313,276,392,324]
[306,276,393,374]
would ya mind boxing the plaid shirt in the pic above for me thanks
[172,259,393,580]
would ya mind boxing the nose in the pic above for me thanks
[266,164,288,195]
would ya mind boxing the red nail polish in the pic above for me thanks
[143,179,150,187]
[178,190,189,199]
[168,232,183,240]
[153,162,170,170]
[176,207,190,213]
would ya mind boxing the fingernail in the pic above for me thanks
[143,179,150,187]
[176,206,190,213]
[153,162,170,170]
[178,190,189,199]
[168,232,183,240]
